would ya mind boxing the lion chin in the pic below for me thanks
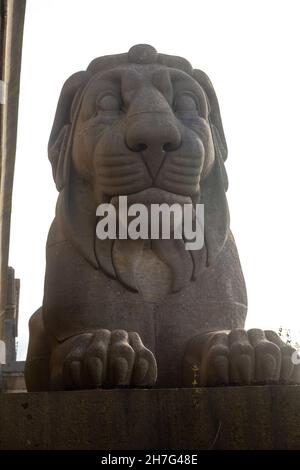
[95,187,206,299]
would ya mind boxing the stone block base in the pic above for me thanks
[0,386,300,449]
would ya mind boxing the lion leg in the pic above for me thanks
[25,308,157,391]
[25,308,52,391]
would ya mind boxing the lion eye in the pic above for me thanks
[174,93,198,113]
[96,94,121,112]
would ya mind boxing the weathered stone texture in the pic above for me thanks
[0,386,300,450]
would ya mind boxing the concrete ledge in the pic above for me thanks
[0,386,300,450]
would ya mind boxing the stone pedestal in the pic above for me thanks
[0,386,300,450]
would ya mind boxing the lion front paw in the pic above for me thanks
[183,328,300,386]
[50,329,157,390]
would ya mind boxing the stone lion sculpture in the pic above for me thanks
[25,45,300,391]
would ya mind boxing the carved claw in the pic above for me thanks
[50,329,157,390]
[183,328,300,386]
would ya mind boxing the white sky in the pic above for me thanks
[9,0,300,360]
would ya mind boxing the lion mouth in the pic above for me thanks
[95,186,206,295]
[110,187,193,207]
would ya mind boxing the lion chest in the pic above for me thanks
[112,239,172,302]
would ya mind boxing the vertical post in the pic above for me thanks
[0,340,5,390]
[0,0,26,339]
[3,266,19,363]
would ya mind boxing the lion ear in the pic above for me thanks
[193,69,228,162]
[193,69,229,266]
[48,71,88,191]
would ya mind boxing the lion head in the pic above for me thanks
[48,45,229,296]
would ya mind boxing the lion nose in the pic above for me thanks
[126,113,181,179]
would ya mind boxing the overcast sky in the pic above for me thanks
[9,0,300,359]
